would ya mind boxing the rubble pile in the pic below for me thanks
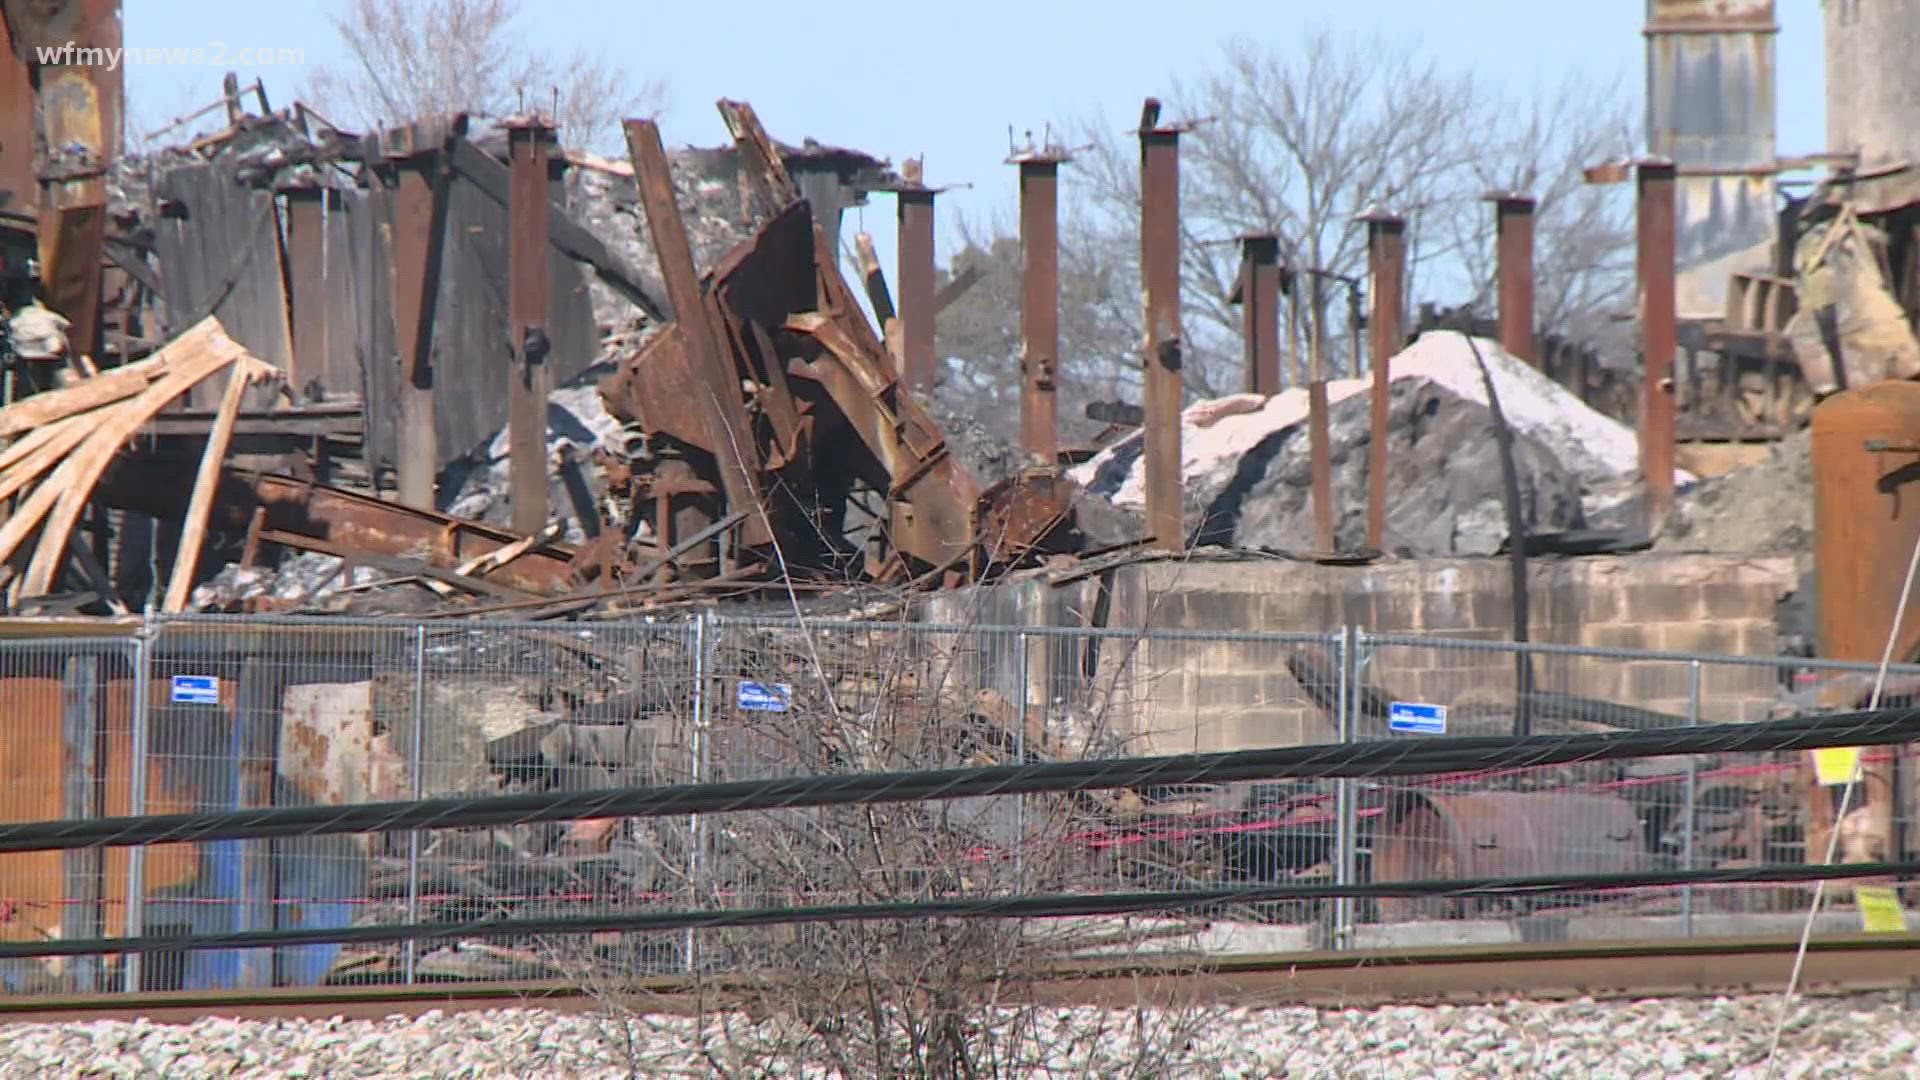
[1070,334,1657,556]
[1655,427,1814,555]
[561,153,757,339]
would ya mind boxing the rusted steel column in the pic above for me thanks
[1015,151,1065,466]
[371,114,464,509]
[1139,102,1185,553]
[1306,271,1335,554]
[20,0,124,367]
[0,20,35,220]
[506,115,558,535]
[1238,234,1282,396]
[1490,193,1537,364]
[282,186,328,393]
[623,118,766,548]
[1361,211,1406,551]
[1637,160,1679,529]
[388,167,439,509]
[896,185,937,391]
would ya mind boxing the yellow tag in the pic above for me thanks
[1858,886,1908,934]
[1814,747,1862,786]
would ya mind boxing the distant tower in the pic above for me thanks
[1825,0,1920,169]
[1644,0,1779,318]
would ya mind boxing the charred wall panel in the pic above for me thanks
[152,161,294,403]
[347,182,398,482]
[428,171,596,476]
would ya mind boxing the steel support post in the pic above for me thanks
[1016,157,1063,466]
[1239,234,1282,396]
[1683,659,1700,938]
[1014,629,1031,887]
[897,188,938,392]
[1139,104,1185,553]
[1334,625,1359,948]
[1360,212,1406,551]
[391,163,439,510]
[1307,272,1335,554]
[1490,194,1537,364]
[282,187,329,393]
[686,612,708,973]
[403,624,426,984]
[1637,160,1678,530]
[122,618,152,992]
[506,117,558,535]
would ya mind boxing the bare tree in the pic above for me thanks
[1445,71,1639,352]
[934,212,1146,449]
[1056,28,1635,402]
[305,0,665,150]
[1070,29,1483,394]
[538,612,1235,1077]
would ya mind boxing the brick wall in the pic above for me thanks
[930,554,1797,756]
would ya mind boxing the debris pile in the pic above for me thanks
[1070,334,1667,556]
[1655,427,1813,555]
[0,317,281,615]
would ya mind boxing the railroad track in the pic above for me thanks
[3,934,1918,1023]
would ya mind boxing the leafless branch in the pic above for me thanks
[304,0,666,151]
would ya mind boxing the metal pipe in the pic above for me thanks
[897,189,938,392]
[403,624,426,984]
[1360,212,1406,551]
[1140,105,1185,553]
[1637,160,1679,531]
[506,117,557,535]
[1017,158,1062,466]
[1490,194,1537,364]
[1239,235,1282,396]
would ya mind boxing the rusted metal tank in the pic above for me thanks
[1811,382,1920,664]
[1371,791,1647,922]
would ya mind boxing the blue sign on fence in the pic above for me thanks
[170,675,220,705]
[736,680,792,713]
[1388,701,1447,735]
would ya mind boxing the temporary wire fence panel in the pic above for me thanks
[4,614,1919,995]
[0,636,142,995]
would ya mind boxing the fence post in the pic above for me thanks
[403,623,426,984]
[1683,659,1700,938]
[122,611,155,993]
[1333,625,1359,949]
[1014,630,1031,888]
[686,610,710,973]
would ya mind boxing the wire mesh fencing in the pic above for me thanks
[0,635,143,995]
[1350,634,1920,944]
[0,613,1913,995]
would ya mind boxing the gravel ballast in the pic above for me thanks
[1,994,1916,1078]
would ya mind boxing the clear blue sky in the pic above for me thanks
[122,1,1826,307]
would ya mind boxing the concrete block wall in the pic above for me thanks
[930,553,1797,755]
